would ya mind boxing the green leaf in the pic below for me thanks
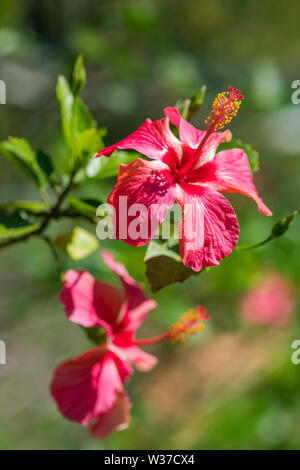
[0,201,43,239]
[56,76,74,150]
[74,96,96,133]
[0,138,48,187]
[86,150,137,179]
[66,227,99,260]
[75,128,104,163]
[145,239,197,292]
[36,150,55,182]
[56,75,96,157]
[218,138,260,173]
[0,206,40,239]
[175,85,206,121]
[0,200,46,215]
[67,197,102,219]
[71,55,86,96]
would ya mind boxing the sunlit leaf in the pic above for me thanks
[74,95,96,133]
[56,75,74,150]
[67,197,101,219]
[0,200,46,214]
[86,150,137,179]
[75,128,104,163]
[66,227,99,260]
[71,55,86,96]
[0,138,48,187]
[56,75,96,156]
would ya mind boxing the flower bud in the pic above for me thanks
[271,211,297,238]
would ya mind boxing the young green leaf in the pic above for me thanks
[86,150,137,179]
[0,201,46,215]
[67,197,102,219]
[75,128,104,163]
[175,85,206,121]
[0,138,49,187]
[56,75,96,159]
[71,55,86,96]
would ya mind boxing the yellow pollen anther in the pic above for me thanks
[205,87,243,131]
[168,308,207,344]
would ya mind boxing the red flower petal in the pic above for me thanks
[59,270,125,335]
[90,391,131,439]
[51,349,131,428]
[102,251,157,332]
[176,183,240,272]
[122,346,158,372]
[108,158,176,247]
[96,117,181,170]
[94,353,132,414]
[50,347,107,426]
[110,341,158,372]
[187,148,272,215]
[164,106,231,170]
[164,107,205,149]
[195,131,232,168]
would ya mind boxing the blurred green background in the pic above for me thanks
[0,0,299,450]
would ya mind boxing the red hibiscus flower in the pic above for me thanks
[51,251,157,439]
[97,87,272,272]
[51,251,208,438]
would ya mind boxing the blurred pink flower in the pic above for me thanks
[97,86,271,272]
[240,272,295,326]
[51,251,157,439]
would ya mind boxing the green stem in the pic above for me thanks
[235,235,272,252]
[0,168,80,251]
[55,168,78,210]
[39,187,54,208]
[41,235,65,282]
